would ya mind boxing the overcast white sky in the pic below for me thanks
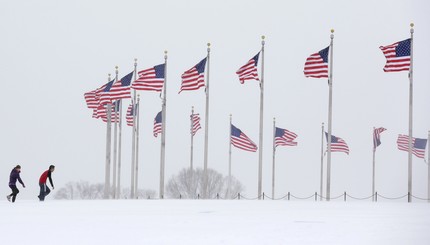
[1,0,429,200]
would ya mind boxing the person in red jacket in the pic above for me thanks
[38,165,55,201]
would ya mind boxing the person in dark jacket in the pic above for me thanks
[38,165,55,201]
[7,165,26,202]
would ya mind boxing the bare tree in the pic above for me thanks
[54,181,155,200]
[166,168,244,199]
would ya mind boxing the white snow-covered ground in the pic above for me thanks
[1,200,429,245]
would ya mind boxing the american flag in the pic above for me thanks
[180,58,207,93]
[84,90,98,109]
[231,124,257,152]
[373,127,387,149]
[275,127,298,147]
[379,39,411,72]
[325,132,349,155]
[397,134,427,159]
[132,64,165,92]
[96,79,115,106]
[108,71,133,101]
[93,102,120,123]
[153,111,162,137]
[236,53,260,83]
[126,103,138,127]
[304,46,329,78]
[191,113,202,136]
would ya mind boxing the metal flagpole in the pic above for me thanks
[190,106,195,171]
[228,114,232,198]
[408,23,414,203]
[258,35,265,200]
[131,59,138,199]
[272,118,276,199]
[203,43,211,199]
[160,50,168,199]
[117,99,123,199]
[326,29,334,201]
[372,127,376,202]
[112,100,118,199]
[104,71,114,199]
[320,122,324,201]
[134,95,140,198]
[427,130,430,203]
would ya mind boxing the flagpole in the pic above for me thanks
[134,95,140,198]
[326,29,334,201]
[160,50,168,199]
[272,117,276,199]
[427,130,430,203]
[408,23,414,203]
[203,43,211,199]
[190,106,194,171]
[372,127,376,202]
[320,122,324,201]
[104,71,114,199]
[112,100,118,199]
[131,59,138,199]
[258,35,265,200]
[228,114,232,198]
[117,99,123,199]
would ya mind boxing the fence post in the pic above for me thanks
[197,194,200,200]
[408,192,410,203]
[288,192,290,201]
[315,192,317,202]
[238,193,241,200]
[375,192,378,202]
[344,192,346,202]
[263,192,265,200]
[217,193,219,200]
[179,194,182,199]
[148,195,150,200]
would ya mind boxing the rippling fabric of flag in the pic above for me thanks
[153,111,163,137]
[397,134,427,159]
[379,39,411,72]
[304,46,329,78]
[191,113,202,136]
[180,58,207,93]
[84,90,98,109]
[231,124,258,152]
[93,102,120,123]
[126,103,137,127]
[373,127,387,149]
[236,53,260,83]
[325,132,349,155]
[275,127,298,147]
[97,79,115,106]
[109,71,133,100]
[132,64,165,92]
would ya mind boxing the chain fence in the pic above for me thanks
[141,192,430,202]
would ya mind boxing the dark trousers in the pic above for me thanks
[9,185,19,202]
[39,183,51,201]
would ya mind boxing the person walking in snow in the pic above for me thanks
[7,165,26,202]
[38,165,55,201]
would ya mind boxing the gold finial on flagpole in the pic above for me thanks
[330,29,334,39]
[261,35,265,46]
[164,50,168,58]
[331,29,334,33]
[108,73,111,80]
[410,23,414,34]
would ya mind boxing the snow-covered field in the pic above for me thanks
[1,199,429,245]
